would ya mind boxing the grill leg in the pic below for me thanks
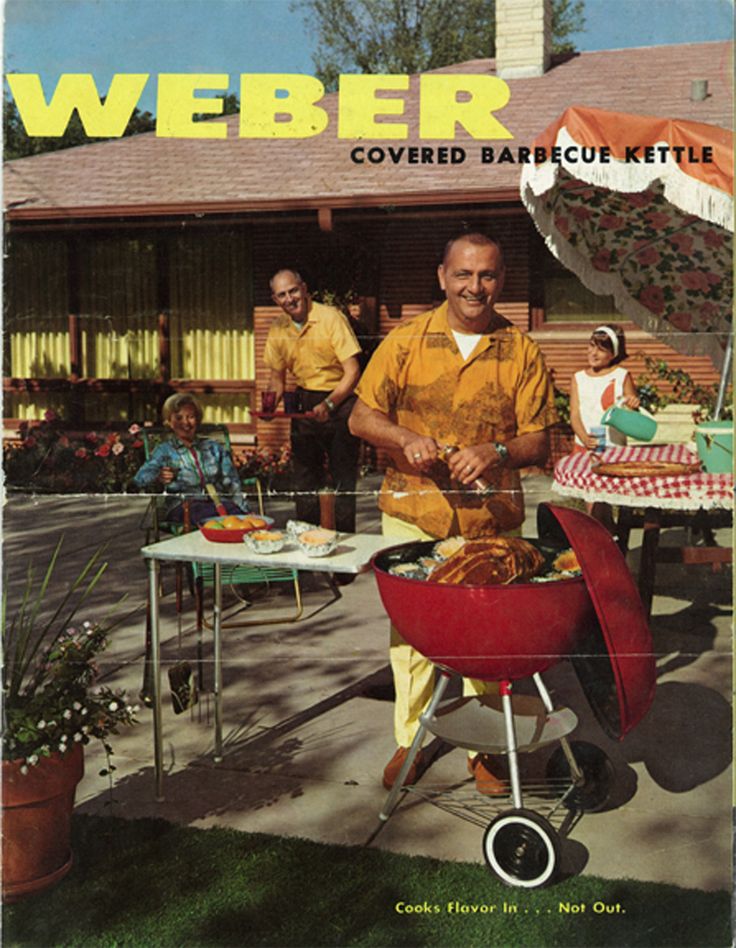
[533,672,583,783]
[500,681,523,810]
[379,671,451,821]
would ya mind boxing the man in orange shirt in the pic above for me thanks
[264,268,362,532]
[350,233,557,794]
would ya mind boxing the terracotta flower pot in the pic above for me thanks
[2,743,84,903]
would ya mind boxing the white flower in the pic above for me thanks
[63,709,73,719]
[59,743,66,752]
[108,701,119,712]
[82,726,90,734]
[73,732,83,742]
[73,702,82,711]
[83,621,93,629]
[27,754,39,766]
[81,708,88,716]
[20,765,28,775]
[37,720,46,729]
[47,721,57,729]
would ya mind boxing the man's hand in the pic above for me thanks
[445,443,501,485]
[313,401,331,423]
[402,435,439,471]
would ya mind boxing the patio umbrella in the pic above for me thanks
[520,106,733,415]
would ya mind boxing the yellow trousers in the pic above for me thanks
[382,513,495,749]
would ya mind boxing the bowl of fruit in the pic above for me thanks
[199,513,274,543]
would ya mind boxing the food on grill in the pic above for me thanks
[388,562,428,580]
[591,460,702,477]
[433,536,467,560]
[431,537,544,586]
[552,549,580,573]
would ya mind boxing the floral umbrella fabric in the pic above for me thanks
[521,106,733,369]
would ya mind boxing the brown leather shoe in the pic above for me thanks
[383,746,424,790]
[467,754,509,796]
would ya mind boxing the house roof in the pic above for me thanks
[5,41,733,221]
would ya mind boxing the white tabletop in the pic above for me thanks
[141,531,393,574]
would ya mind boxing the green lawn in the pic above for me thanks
[3,815,730,947]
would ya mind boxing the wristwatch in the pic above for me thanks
[494,442,510,463]
[324,398,336,413]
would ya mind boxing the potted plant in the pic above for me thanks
[2,540,137,903]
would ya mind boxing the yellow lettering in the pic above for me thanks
[239,74,328,138]
[6,73,148,137]
[419,75,513,140]
[156,74,228,138]
[338,75,408,140]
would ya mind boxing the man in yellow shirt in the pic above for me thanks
[349,233,558,794]
[264,269,362,531]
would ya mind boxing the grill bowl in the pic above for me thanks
[372,539,596,681]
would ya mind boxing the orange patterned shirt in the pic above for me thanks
[355,302,558,538]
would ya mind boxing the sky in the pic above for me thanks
[2,0,734,115]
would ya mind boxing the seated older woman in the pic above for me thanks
[133,394,247,525]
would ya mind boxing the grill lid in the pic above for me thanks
[537,503,656,738]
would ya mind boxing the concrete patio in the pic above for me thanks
[3,472,732,893]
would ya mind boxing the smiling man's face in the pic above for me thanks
[271,270,310,323]
[437,239,505,333]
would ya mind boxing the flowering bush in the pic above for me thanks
[236,445,292,481]
[4,411,147,493]
[2,541,137,775]
[636,357,732,421]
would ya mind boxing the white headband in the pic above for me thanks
[593,326,619,357]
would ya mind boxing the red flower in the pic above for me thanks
[636,247,661,266]
[599,214,624,230]
[571,206,592,221]
[59,435,70,448]
[95,444,111,457]
[702,229,725,249]
[699,302,720,320]
[106,432,118,444]
[681,270,710,293]
[624,191,653,208]
[668,312,693,331]
[638,285,665,314]
[132,440,143,449]
[645,211,671,229]
[75,448,88,459]
[84,431,98,444]
[592,249,612,272]
[669,233,694,254]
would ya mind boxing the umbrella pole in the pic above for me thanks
[714,334,732,420]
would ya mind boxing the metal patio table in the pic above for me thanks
[141,531,391,799]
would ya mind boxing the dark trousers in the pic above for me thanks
[291,389,360,533]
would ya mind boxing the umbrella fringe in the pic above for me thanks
[521,126,734,232]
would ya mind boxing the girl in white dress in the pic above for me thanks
[569,324,640,531]
[570,324,640,451]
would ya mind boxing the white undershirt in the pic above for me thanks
[451,330,482,360]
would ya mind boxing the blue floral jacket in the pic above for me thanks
[133,436,245,512]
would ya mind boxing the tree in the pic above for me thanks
[293,0,585,90]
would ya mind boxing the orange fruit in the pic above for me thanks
[221,515,247,529]
[203,519,225,530]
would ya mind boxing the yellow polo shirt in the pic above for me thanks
[263,301,361,390]
[354,302,558,538]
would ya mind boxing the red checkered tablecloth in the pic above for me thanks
[553,444,733,510]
